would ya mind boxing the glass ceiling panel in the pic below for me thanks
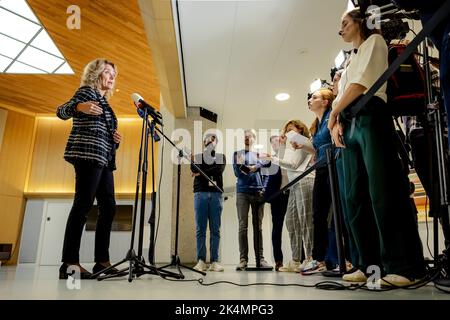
[0,8,41,43]
[30,30,64,58]
[17,46,65,73]
[0,33,26,58]
[0,0,74,74]
[0,0,39,23]
[7,61,44,74]
[0,55,13,72]
[54,62,74,75]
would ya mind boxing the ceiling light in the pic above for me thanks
[275,93,290,101]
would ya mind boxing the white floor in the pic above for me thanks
[1,263,449,300]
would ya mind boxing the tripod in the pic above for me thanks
[422,37,450,266]
[155,129,223,277]
[92,107,180,282]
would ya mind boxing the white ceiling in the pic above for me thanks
[178,0,352,131]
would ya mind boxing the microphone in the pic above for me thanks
[131,93,163,125]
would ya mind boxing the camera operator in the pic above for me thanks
[393,0,450,148]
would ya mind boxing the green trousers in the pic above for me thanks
[340,98,425,278]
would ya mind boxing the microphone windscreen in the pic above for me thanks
[131,93,143,105]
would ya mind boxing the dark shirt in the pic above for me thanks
[191,150,226,193]
[312,109,333,167]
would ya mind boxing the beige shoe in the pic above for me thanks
[193,260,207,272]
[377,274,420,287]
[342,269,367,282]
[278,260,301,272]
[209,262,224,272]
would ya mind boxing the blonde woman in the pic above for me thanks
[262,120,315,272]
[56,58,122,279]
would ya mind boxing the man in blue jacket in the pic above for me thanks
[233,129,271,270]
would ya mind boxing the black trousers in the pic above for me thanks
[312,166,332,262]
[269,191,289,263]
[62,161,116,263]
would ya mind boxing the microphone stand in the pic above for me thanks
[154,125,223,278]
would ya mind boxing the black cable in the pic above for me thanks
[154,125,165,247]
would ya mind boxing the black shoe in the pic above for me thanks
[92,262,120,276]
[59,263,93,280]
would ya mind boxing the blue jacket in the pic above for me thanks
[233,150,265,193]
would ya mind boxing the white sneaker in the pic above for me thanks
[259,259,272,268]
[209,262,224,272]
[193,260,207,272]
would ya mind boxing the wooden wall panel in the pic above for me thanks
[26,117,157,195]
[0,110,36,265]
[0,111,35,197]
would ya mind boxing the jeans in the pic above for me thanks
[194,192,223,262]
[62,161,116,263]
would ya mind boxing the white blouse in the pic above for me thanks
[334,34,388,107]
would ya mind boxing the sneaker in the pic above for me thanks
[193,260,207,272]
[209,262,224,272]
[278,260,301,272]
[299,257,313,271]
[377,274,420,287]
[435,278,450,293]
[236,259,247,271]
[342,269,368,282]
[259,259,272,268]
[275,261,283,271]
[301,260,326,275]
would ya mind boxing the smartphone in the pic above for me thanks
[239,164,251,175]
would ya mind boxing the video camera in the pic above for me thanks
[351,0,420,42]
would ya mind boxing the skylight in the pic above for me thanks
[0,0,74,74]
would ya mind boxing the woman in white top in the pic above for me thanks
[328,9,425,286]
[262,120,315,272]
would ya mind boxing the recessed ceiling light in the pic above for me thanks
[275,93,290,101]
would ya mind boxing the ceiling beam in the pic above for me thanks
[138,0,186,119]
